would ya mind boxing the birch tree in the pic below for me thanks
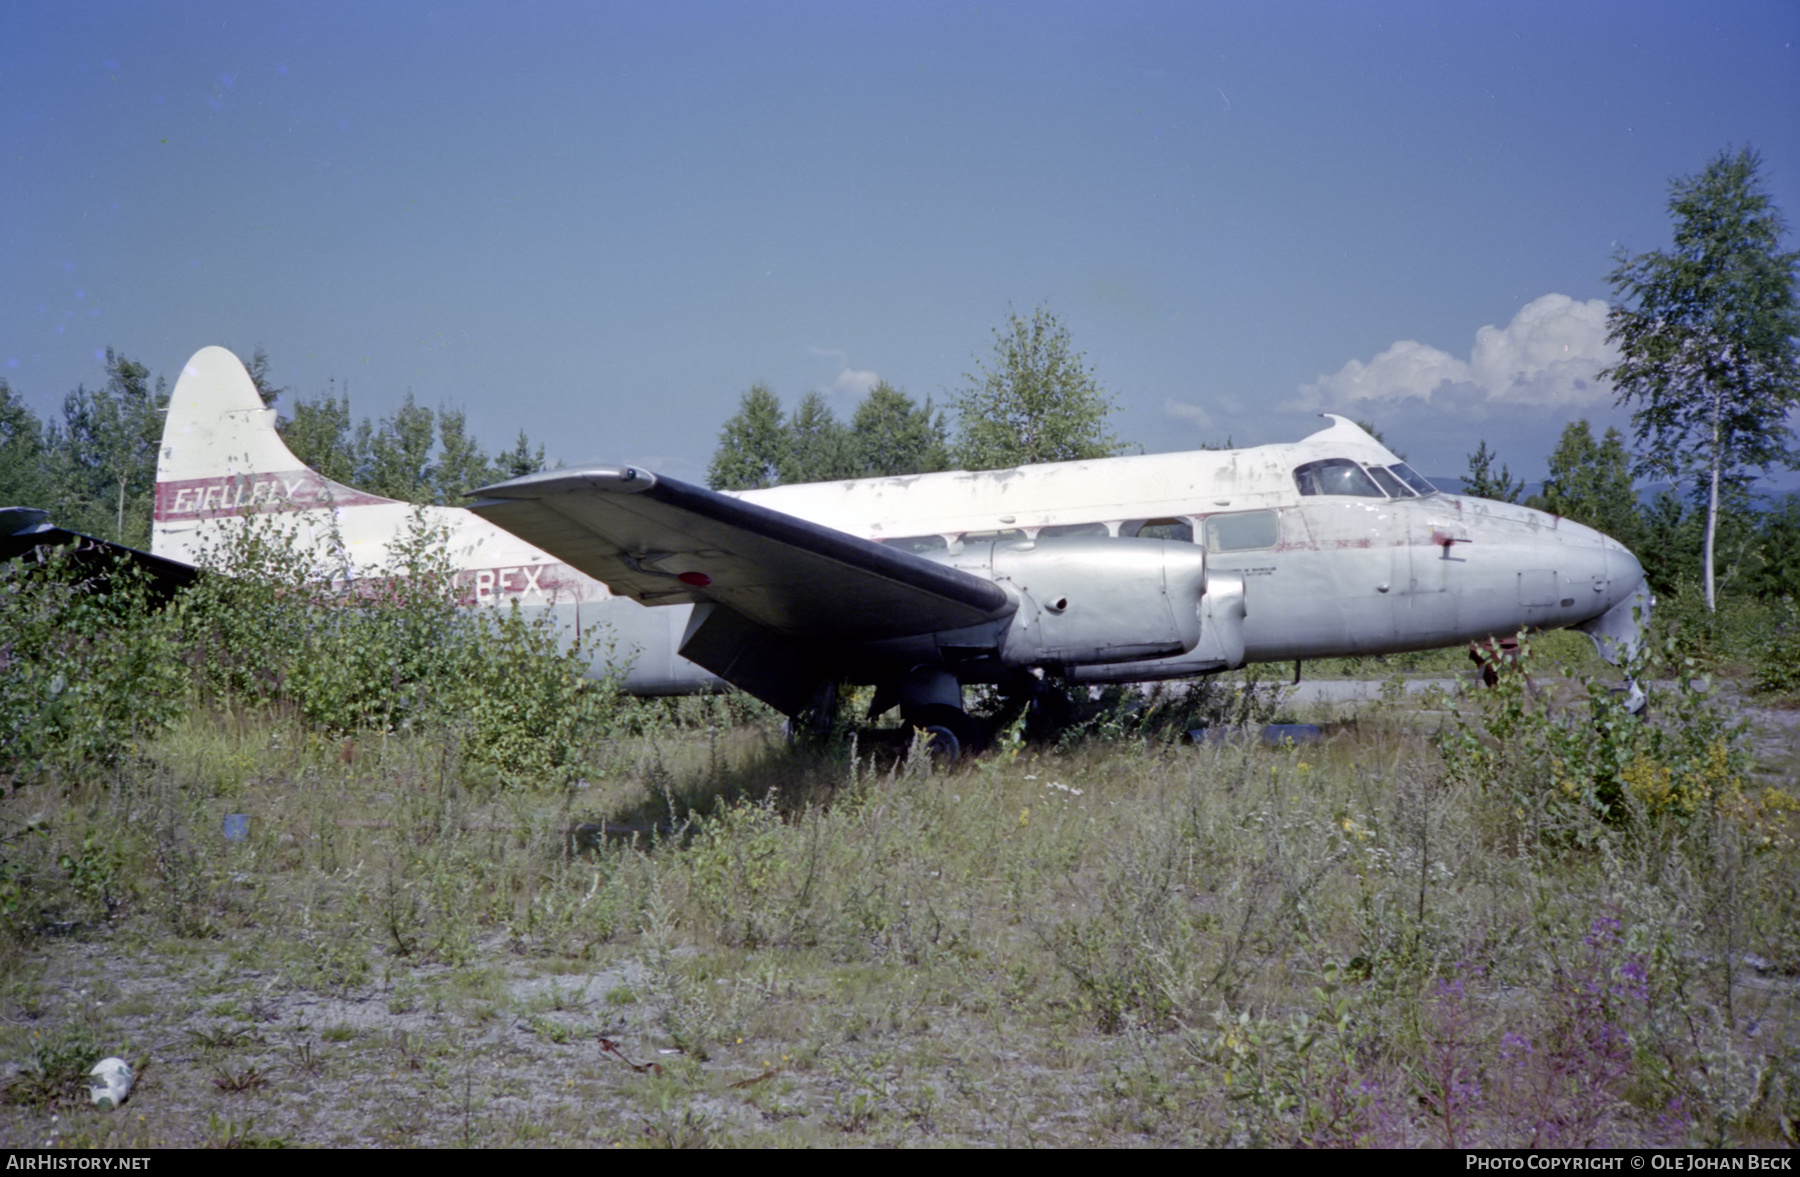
[953,306,1126,470]
[1604,147,1800,611]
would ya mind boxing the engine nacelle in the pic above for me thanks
[1065,569,1247,684]
[924,536,1208,668]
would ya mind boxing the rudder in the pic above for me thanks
[153,346,397,565]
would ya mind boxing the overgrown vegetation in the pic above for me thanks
[1435,633,1791,835]
[2,512,628,793]
[0,551,185,781]
[1,525,1794,1146]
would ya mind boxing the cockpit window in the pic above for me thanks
[1366,465,1414,498]
[1293,458,1385,498]
[1386,462,1437,496]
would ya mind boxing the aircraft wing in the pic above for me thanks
[467,467,1013,644]
[2,506,200,603]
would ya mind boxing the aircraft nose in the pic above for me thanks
[1575,521,1646,610]
[1575,524,1652,666]
[1540,514,1641,612]
[1605,533,1646,604]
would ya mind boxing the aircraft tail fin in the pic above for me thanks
[154,346,399,565]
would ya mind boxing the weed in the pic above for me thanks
[7,1024,103,1109]
[0,549,185,787]
[1750,598,1800,698]
[641,1096,720,1148]
[389,1030,430,1072]
[211,1064,270,1094]
[205,1111,288,1149]
[1435,632,1753,833]
[288,1038,327,1077]
[521,1014,582,1045]
[189,1025,258,1053]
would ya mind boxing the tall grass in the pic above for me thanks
[1,668,1792,1145]
[1,526,1794,1145]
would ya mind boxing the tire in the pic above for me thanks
[907,703,981,761]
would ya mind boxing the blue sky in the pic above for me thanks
[4,1,1797,486]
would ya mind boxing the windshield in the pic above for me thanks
[1386,463,1438,496]
[1366,465,1413,498]
[1294,458,1385,498]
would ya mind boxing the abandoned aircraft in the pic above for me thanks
[152,346,1650,753]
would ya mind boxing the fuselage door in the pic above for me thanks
[1395,513,1461,645]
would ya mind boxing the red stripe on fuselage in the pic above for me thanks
[154,471,393,521]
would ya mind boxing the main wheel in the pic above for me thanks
[907,703,981,762]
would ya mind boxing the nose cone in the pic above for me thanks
[1577,525,1651,666]
[1603,530,1646,604]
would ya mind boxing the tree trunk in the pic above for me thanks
[1705,385,1720,613]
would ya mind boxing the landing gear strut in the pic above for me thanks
[785,680,840,745]
[879,667,982,761]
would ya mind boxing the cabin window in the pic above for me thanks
[885,534,949,553]
[953,529,1028,550]
[1293,458,1385,498]
[1037,522,1110,539]
[1203,510,1279,553]
[1122,517,1194,543]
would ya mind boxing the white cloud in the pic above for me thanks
[832,366,880,397]
[809,346,880,398]
[1297,294,1618,411]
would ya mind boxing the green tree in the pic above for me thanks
[279,384,360,486]
[281,382,548,504]
[1603,146,1800,611]
[953,305,1126,470]
[1352,418,1405,459]
[494,430,547,481]
[48,350,167,545]
[1745,494,1800,602]
[245,346,285,408]
[1462,440,1523,502]
[362,393,437,502]
[707,383,787,490]
[0,381,50,508]
[778,392,854,485]
[1529,421,1641,551]
[1633,491,1702,598]
[849,381,949,478]
[431,407,499,502]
